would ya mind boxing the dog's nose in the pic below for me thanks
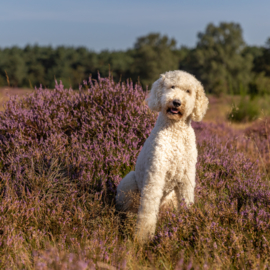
[173,100,181,107]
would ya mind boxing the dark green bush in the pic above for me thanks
[227,96,260,122]
[248,72,270,98]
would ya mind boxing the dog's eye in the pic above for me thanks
[171,86,175,89]
[186,90,190,93]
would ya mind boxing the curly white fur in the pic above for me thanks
[116,70,208,243]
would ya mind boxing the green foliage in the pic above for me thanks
[0,23,269,96]
[242,45,264,59]
[253,38,270,77]
[248,72,270,97]
[227,96,260,122]
[185,22,253,95]
[131,33,179,86]
[0,47,27,87]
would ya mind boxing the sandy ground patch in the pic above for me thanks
[0,87,33,110]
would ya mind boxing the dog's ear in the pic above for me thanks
[191,82,209,122]
[146,74,165,112]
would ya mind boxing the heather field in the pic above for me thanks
[1,76,270,269]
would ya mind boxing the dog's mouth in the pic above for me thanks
[167,107,182,115]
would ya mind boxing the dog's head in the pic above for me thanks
[146,70,208,122]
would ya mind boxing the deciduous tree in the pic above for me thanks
[132,33,179,87]
[187,22,253,95]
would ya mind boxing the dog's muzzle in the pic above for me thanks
[167,99,182,115]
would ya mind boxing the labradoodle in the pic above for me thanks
[116,70,209,242]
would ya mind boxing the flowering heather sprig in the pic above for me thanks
[245,118,270,168]
[193,121,270,209]
[0,76,156,199]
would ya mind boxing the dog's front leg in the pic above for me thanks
[135,170,166,243]
[174,163,196,207]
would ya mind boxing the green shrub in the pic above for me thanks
[248,72,270,98]
[227,96,260,122]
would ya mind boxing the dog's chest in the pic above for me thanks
[165,134,193,181]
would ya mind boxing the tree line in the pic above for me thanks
[0,22,270,95]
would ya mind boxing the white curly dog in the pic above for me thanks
[116,70,208,243]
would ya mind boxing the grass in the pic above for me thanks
[0,80,270,269]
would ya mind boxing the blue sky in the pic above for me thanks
[1,0,269,51]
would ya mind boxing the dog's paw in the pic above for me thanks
[135,221,155,244]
